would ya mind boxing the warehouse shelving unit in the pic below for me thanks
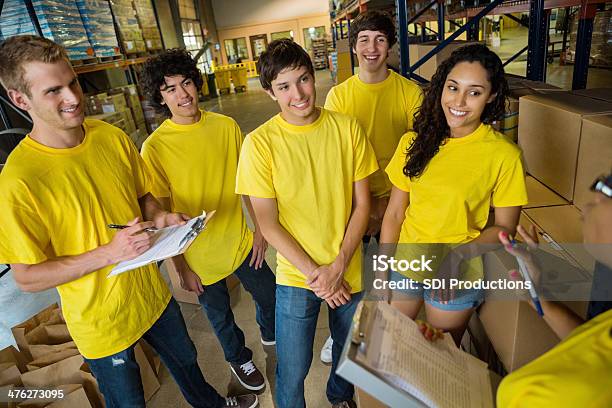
[0,0,166,130]
[330,0,609,89]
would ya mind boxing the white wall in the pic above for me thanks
[212,0,328,28]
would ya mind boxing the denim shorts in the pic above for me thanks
[389,269,484,311]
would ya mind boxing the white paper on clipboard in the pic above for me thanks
[107,210,215,277]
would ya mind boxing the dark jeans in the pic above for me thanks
[198,249,276,365]
[587,261,612,319]
[275,285,363,408]
[86,298,225,408]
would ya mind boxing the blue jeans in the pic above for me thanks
[275,285,363,408]
[85,298,225,408]
[198,249,276,364]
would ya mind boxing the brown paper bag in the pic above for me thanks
[79,364,104,408]
[46,385,93,408]
[20,355,84,388]
[15,384,82,408]
[11,304,64,360]
[26,349,81,372]
[0,363,22,386]
[0,346,28,373]
[29,342,77,361]
[133,343,160,401]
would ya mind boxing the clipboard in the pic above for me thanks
[336,301,497,408]
[107,210,215,277]
[336,301,429,408]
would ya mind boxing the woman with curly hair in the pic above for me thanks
[380,44,528,344]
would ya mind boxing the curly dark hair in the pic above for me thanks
[140,48,203,116]
[257,39,314,92]
[403,44,508,179]
[349,10,397,49]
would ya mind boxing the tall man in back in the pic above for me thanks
[322,10,423,362]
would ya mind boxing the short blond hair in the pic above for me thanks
[0,35,69,95]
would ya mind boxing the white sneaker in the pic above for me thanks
[320,335,333,365]
[260,337,276,346]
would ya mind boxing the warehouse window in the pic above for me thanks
[271,31,293,41]
[178,0,211,73]
[224,38,248,63]
[249,34,268,60]
[303,26,326,52]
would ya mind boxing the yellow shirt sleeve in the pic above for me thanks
[124,134,153,198]
[141,141,171,198]
[492,149,528,207]
[236,133,276,198]
[324,86,341,112]
[0,193,49,264]
[351,119,379,181]
[385,133,414,192]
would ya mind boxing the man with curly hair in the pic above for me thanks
[0,35,256,408]
[321,9,423,363]
[140,49,276,394]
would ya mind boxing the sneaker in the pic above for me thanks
[260,337,275,346]
[222,394,258,408]
[320,335,333,365]
[230,360,265,391]
[331,401,356,408]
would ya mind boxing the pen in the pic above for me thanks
[107,224,157,233]
[509,235,544,317]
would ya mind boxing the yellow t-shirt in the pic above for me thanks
[0,119,171,359]
[497,309,612,407]
[385,123,528,281]
[325,70,423,198]
[235,108,378,292]
[141,111,252,285]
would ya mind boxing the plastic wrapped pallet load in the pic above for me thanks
[31,0,93,62]
[133,0,163,50]
[75,0,121,59]
[0,0,38,40]
[109,0,146,54]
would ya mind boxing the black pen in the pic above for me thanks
[107,224,157,232]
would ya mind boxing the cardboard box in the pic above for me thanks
[573,114,612,211]
[356,387,387,408]
[166,261,241,305]
[571,87,612,103]
[480,251,560,372]
[520,205,595,275]
[524,175,568,209]
[518,92,612,201]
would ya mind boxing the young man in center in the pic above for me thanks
[236,39,378,408]
[140,49,276,392]
[322,9,423,363]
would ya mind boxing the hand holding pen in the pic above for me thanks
[499,226,545,316]
[104,217,157,264]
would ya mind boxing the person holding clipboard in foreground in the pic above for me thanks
[420,172,612,407]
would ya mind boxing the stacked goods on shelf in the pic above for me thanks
[31,0,94,62]
[110,0,146,54]
[142,99,166,133]
[133,0,163,51]
[85,91,137,137]
[312,38,328,69]
[3,304,161,406]
[75,0,121,59]
[0,0,38,40]
[119,84,147,132]
[567,9,612,67]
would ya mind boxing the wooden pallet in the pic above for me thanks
[71,57,98,67]
[97,54,124,63]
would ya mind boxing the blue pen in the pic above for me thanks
[509,236,544,317]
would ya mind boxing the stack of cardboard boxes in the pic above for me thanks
[0,304,161,407]
[132,0,163,51]
[476,88,612,374]
[109,0,147,54]
[84,85,149,148]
